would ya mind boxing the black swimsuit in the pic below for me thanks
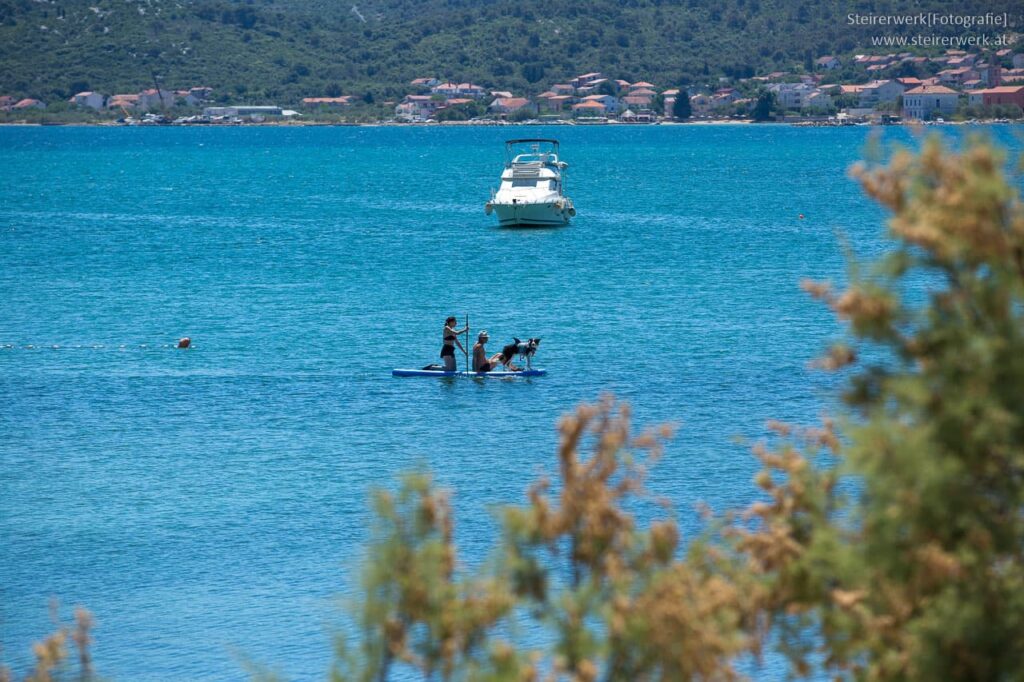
[441,334,456,358]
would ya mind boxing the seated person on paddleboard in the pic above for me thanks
[441,316,468,371]
[472,330,521,372]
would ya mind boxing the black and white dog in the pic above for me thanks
[501,337,541,370]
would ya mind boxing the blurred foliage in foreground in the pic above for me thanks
[333,135,1024,681]
[6,135,1024,680]
[0,605,93,682]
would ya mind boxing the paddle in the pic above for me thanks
[464,314,470,372]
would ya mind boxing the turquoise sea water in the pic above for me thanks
[2,124,1021,679]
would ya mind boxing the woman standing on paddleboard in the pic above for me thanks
[441,316,468,371]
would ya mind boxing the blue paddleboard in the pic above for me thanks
[392,368,546,378]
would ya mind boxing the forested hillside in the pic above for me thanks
[1,0,1019,101]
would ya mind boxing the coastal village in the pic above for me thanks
[3,47,1024,124]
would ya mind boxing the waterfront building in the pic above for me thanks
[69,92,106,109]
[902,85,959,120]
[488,97,537,117]
[138,88,175,111]
[856,80,905,108]
[13,98,45,109]
[966,85,1024,110]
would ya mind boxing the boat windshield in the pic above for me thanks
[509,178,557,189]
[512,152,558,165]
[505,139,560,167]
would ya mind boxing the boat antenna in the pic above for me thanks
[464,314,470,372]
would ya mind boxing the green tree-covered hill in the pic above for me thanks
[1,0,1020,103]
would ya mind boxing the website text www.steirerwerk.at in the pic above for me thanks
[847,12,1018,49]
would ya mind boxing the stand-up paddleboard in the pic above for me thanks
[392,368,546,378]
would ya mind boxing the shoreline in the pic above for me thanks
[1,118,1017,128]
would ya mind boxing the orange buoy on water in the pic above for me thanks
[177,337,191,349]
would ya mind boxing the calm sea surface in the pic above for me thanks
[2,124,1021,679]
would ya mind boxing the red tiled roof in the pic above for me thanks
[572,100,605,109]
[904,85,958,95]
[971,85,1024,94]
[492,97,530,108]
[302,97,352,104]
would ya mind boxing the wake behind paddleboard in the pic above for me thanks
[392,368,546,378]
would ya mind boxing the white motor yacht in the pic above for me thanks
[485,139,575,227]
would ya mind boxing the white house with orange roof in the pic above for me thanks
[430,82,486,98]
[580,93,621,113]
[938,67,979,87]
[572,100,606,116]
[107,94,140,111]
[69,92,105,109]
[662,88,679,114]
[539,95,573,114]
[302,97,353,108]
[816,55,841,70]
[13,98,45,109]
[621,94,652,109]
[489,97,537,117]
[138,88,175,110]
[857,80,906,108]
[902,84,959,120]
[571,72,604,88]
[803,90,833,110]
[689,93,711,115]
[395,94,445,120]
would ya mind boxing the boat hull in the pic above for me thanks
[392,368,546,378]
[492,201,573,227]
